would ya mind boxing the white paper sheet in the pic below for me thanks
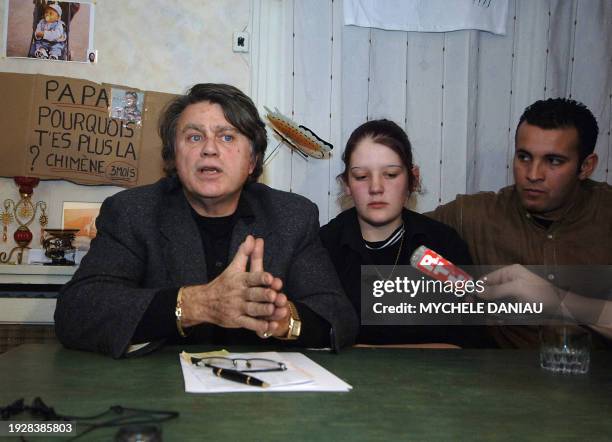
[180,351,352,393]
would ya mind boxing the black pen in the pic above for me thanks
[211,367,269,388]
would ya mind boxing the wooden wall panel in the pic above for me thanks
[472,0,516,192]
[571,0,612,182]
[292,0,333,223]
[405,33,445,212]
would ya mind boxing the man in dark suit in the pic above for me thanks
[55,84,358,358]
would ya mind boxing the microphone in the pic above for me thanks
[409,246,472,283]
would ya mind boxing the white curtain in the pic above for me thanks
[259,0,612,223]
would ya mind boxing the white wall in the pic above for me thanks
[0,0,252,252]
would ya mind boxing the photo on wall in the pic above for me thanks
[61,201,101,251]
[110,88,144,125]
[4,0,95,62]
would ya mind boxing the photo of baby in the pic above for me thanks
[4,0,94,63]
[32,3,66,60]
[111,89,144,124]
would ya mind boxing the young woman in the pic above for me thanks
[320,119,483,346]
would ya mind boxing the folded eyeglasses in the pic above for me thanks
[190,357,287,373]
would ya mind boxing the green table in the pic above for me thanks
[1,344,611,441]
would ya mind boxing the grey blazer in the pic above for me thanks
[54,177,358,357]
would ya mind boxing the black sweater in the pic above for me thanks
[320,208,491,347]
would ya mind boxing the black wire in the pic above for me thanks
[1,398,179,441]
[68,408,178,441]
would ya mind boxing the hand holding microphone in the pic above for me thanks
[409,246,482,298]
[410,246,473,283]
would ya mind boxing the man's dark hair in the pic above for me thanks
[517,98,598,165]
[339,119,417,192]
[159,83,267,182]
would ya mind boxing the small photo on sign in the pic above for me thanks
[110,88,144,125]
[62,201,102,251]
[4,0,96,62]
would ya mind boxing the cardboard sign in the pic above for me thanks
[0,73,175,187]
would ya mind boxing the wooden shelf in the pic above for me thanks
[0,298,56,324]
[0,264,77,324]
[0,264,76,285]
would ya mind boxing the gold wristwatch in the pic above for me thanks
[277,301,301,340]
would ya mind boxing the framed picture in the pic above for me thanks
[61,201,101,251]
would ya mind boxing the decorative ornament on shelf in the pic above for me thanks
[263,107,333,161]
[38,202,48,244]
[1,201,13,242]
[0,176,48,264]
[42,229,78,266]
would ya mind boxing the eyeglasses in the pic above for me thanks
[190,357,287,373]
